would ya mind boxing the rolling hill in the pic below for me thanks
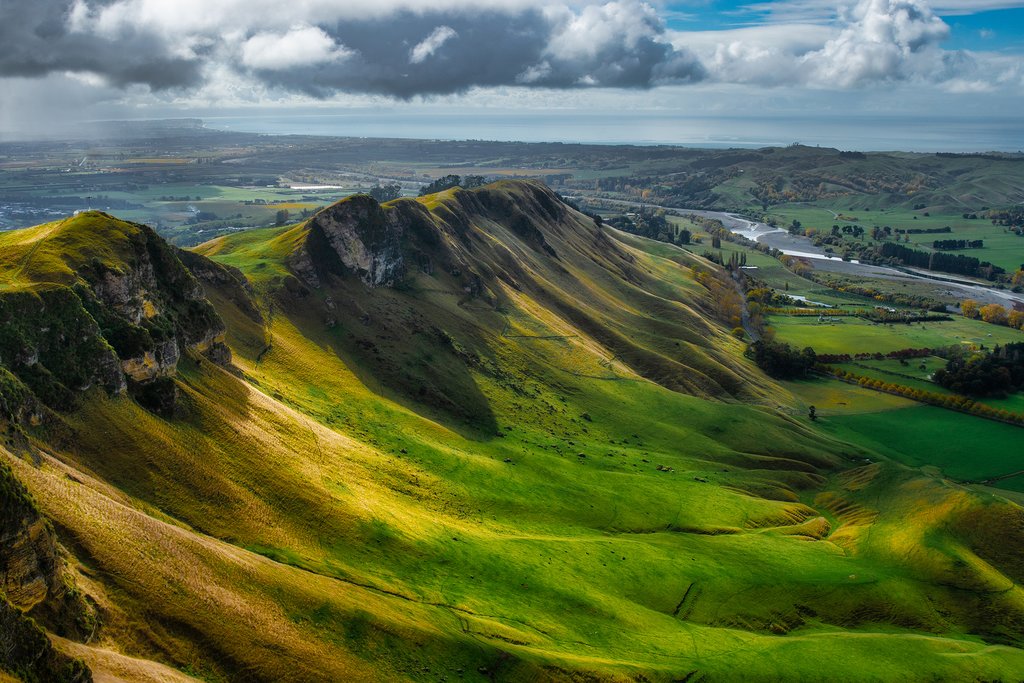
[2,180,1024,681]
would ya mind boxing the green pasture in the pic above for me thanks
[771,314,1023,355]
[822,406,1024,482]
[763,202,1024,273]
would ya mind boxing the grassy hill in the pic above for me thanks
[2,181,1024,681]
[570,144,1024,214]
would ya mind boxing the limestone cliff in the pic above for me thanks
[0,212,241,414]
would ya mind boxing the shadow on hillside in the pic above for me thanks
[277,282,499,441]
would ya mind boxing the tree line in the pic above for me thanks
[934,343,1024,398]
[819,365,1024,426]
[932,239,983,250]
[879,242,1005,280]
[960,299,1024,330]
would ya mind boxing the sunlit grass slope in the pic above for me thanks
[5,182,1024,681]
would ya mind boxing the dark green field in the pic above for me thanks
[822,406,1023,481]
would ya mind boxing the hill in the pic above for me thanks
[574,144,1024,213]
[1,181,1024,681]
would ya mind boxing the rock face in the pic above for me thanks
[290,182,568,294]
[0,288,126,408]
[0,458,95,644]
[292,194,407,288]
[75,221,230,384]
[0,214,235,414]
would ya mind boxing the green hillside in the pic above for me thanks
[2,181,1024,681]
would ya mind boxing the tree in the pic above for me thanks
[275,209,290,226]
[419,174,462,196]
[961,299,980,319]
[747,341,816,379]
[1009,310,1024,330]
[808,405,817,421]
[369,184,402,202]
[980,303,1008,325]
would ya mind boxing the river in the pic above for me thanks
[593,197,1024,309]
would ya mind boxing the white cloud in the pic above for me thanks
[807,0,950,87]
[677,0,1020,90]
[409,26,458,64]
[241,26,350,71]
[736,0,1024,23]
[929,0,1024,14]
[0,0,1020,116]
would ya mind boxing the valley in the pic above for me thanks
[2,0,1023,679]
[0,145,1022,682]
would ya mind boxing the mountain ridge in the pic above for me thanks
[0,180,1023,681]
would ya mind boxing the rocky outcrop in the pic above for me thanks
[292,194,407,288]
[0,288,126,410]
[290,182,569,294]
[74,221,230,383]
[0,214,236,415]
[0,458,95,643]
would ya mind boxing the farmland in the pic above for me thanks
[769,314,1022,355]
[2,128,1024,681]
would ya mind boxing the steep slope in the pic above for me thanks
[0,458,92,683]
[1,182,1024,681]
[0,212,232,414]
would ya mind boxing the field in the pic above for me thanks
[821,406,1024,481]
[832,358,1024,412]
[770,314,1023,355]
[763,203,1024,273]
[783,378,916,415]
[6,185,1024,680]
[765,305,1024,493]
[784,376,1024,482]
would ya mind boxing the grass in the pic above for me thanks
[764,203,1024,272]
[783,378,915,415]
[770,314,1023,355]
[5,184,1024,680]
[821,406,1024,481]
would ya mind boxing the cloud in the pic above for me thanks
[679,0,1021,90]
[807,0,951,87]
[409,26,457,64]
[0,0,703,99]
[248,2,704,96]
[736,0,1024,23]
[0,0,203,89]
[241,26,351,71]
[538,2,705,87]
[0,0,1018,109]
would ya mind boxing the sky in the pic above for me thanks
[0,0,1022,150]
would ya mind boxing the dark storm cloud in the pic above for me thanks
[250,8,705,98]
[0,0,202,89]
[0,0,704,98]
